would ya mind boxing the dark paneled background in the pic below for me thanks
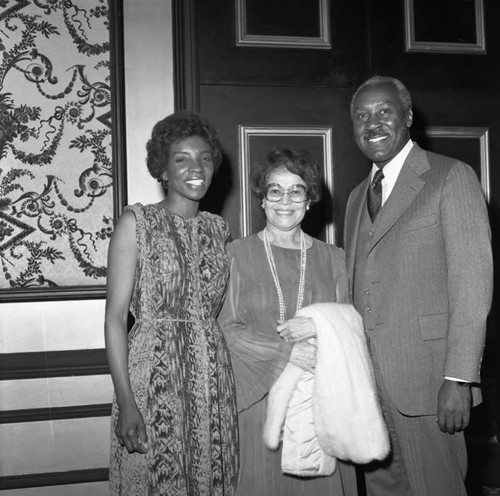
[173,1,500,494]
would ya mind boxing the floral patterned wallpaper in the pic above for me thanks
[0,0,114,295]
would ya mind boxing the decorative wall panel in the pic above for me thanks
[0,0,124,301]
[238,125,335,243]
[236,0,331,49]
[404,0,486,54]
[423,126,490,201]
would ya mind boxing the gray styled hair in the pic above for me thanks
[350,75,412,116]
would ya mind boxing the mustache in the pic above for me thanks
[364,129,389,140]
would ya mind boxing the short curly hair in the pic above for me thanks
[251,148,323,205]
[146,111,223,180]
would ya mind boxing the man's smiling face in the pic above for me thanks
[351,82,413,168]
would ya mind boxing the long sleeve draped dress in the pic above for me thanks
[218,234,358,496]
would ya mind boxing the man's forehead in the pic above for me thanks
[354,85,401,108]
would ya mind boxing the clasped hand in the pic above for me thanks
[276,316,316,342]
[289,340,317,373]
[277,316,317,373]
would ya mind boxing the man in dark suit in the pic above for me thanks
[344,75,493,495]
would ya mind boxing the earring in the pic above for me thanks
[162,178,169,189]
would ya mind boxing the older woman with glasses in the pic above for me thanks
[218,148,359,495]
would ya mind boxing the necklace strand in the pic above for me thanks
[263,229,307,321]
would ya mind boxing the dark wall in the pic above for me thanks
[185,0,500,243]
[199,85,365,243]
[197,0,367,88]
[193,0,369,243]
[174,4,500,491]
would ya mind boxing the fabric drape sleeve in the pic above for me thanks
[219,255,293,412]
[334,248,350,304]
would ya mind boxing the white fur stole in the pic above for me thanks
[263,302,390,474]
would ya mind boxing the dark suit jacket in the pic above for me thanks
[344,144,493,415]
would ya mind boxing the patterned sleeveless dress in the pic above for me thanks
[109,203,239,496]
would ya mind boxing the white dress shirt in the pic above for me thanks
[370,139,413,206]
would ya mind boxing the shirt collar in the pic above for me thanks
[370,140,414,205]
[370,139,414,181]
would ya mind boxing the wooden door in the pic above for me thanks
[173,1,500,493]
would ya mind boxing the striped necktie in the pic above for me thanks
[367,168,384,222]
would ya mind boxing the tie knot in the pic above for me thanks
[372,168,384,187]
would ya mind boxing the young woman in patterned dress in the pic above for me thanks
[105,112,238,495]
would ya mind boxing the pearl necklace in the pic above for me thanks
[263,228,307,322]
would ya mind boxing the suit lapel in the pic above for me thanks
[346,178,370,278]
[369,144,430,251]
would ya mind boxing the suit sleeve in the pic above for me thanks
[441,162,493,382]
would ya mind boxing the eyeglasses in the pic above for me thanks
[264,183,308,203]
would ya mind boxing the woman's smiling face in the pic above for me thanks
[263,168,310,233]
[162,135,214,207]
